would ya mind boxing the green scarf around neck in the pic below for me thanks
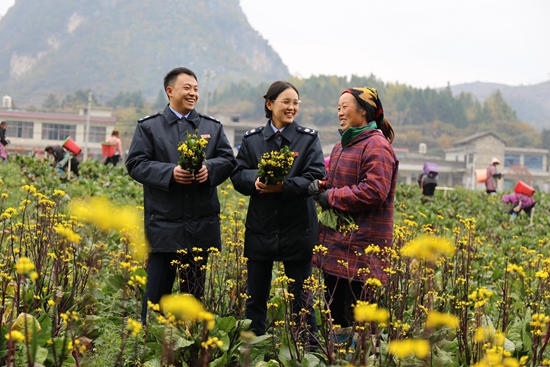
[341,122,378,147]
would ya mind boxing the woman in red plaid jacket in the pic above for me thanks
[310,87,398,329]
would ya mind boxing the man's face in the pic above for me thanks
[166,73,199,116]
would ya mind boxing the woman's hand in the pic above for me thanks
[255,177,283,194]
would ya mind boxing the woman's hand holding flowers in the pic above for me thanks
[255,177,283,194]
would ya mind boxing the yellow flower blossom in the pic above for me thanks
[126,318,142,337]
[354,301,389,324]
[388,339,430,359]
[5,330,25,343]
[15,257,35,274]
[401,235,455,262]
[160,294,215,329]
[425,311,459,329]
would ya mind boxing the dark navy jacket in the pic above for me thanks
[231,121,325,261]
[126,105,236,252]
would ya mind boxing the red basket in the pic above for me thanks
[101,142,116,157]
[514,180,535,197]
[62,137,81,155]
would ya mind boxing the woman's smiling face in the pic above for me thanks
[266,87,300,129]
[338,92,368,131]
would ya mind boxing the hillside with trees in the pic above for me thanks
[207,75,542,153]
[0,0,289,106]
[33,74,544,155]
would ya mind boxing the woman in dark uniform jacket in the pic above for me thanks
[231,81,325,339]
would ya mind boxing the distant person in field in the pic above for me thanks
[104,130,123,166]
[310,87,398,337]
[486,157,502,194]
[417,171,438,196]
[125,67,236,325]
[502,192,536,219]
[231,81,325,340]
[0,121,9,163]
[45,145,80,176]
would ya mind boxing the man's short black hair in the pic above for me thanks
[163,67,198,94]
[45,146,53,152]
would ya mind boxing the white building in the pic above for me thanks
[396,131,549,192]
[0,107,116,158]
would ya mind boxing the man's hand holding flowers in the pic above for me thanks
[173,165,208,184]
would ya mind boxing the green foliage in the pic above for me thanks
[153,89,168,111]
[60,89,99,109]
[42,93,59,110]
[2,157,550,366]
[106,91,145,110]
[209,75,541,152]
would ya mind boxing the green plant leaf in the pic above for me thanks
[35,346,49,364]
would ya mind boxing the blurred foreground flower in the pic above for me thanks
[11,313,42,339]
[160,294,215,330]
[5,330,25,343]
[54,224,82,243]
[388,339,430,359]
[69,197,147,260]
[401,235,455,262]
[15,257,35,275]
[354,301,389,324]
[425,311,459,329]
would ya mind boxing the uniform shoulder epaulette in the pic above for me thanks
[138,112,160,123]
[243,126,264,138]
[198,113,221,123]
[296,126,318,136]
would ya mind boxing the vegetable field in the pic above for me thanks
[1,155,549,367]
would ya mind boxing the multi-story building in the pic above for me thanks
[397,131,550,193]
[0,105,116,158]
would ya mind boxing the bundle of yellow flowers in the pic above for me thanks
[257,146,295,184]
[178,131,208,176]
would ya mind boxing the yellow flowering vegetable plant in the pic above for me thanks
[178,131,208,176]
[257,146,295,184]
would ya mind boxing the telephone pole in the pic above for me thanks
[203,70,215,115]
[83,92,92,161]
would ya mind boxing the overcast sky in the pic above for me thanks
[2,0,549,89]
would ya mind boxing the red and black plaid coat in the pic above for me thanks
[313,129,398,284]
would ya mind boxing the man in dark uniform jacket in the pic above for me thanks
[125,67,236,323]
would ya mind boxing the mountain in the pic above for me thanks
[448,81,550,130]
[0,0,289,106]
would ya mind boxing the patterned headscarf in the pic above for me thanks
[341,87,384,124]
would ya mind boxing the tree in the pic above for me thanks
[106,91,145,109]
[153,89,168,111]
[42,93,58,110]
[61,89,99,109]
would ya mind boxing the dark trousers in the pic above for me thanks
[141,252,208,324]
[104,154,121,166]
[323,273,367,327]
[246,259,318,336]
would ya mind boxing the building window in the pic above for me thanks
[524,155,543,170]
[504,154,520,168]
[5,121,34,139]
[503,178,514,191]
[88,126,106,142]
[42,123,76,141]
